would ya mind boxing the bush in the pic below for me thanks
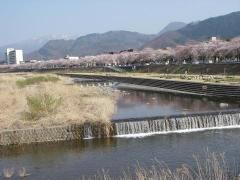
[16,76,59,88]
[23,93,62,121]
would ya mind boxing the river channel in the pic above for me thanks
[0,81,239,179]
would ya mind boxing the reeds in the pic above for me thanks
[2,168,14,178]
[2,167,30,178]
[0,73,116,130]
[92,152,237,180]
[18,167,30,177]
[23,93,62,121]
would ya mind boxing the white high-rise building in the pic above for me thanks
[5,48,15,64]
[211,37,217,41]
[5,48,24,64]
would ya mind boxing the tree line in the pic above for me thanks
[1,37,240,71]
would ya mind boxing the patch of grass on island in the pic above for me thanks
[16,75,60,88]
[23,93,62,121]
[0,73,116,130]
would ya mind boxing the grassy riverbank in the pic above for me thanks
[0,73,116,130]
[67,72,240,86]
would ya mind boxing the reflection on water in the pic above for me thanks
[113,90,239,120]
[73,78,239,120]
[1,129,240,179]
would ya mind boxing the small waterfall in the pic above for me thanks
[83,124,93,139]
[114,113,240,136]
[82,123,113,139]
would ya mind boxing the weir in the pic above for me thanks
[113,109,240,136]
[1,110,240,145]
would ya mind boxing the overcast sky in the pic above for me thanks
[0,0,239,46]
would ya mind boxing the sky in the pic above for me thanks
[0,0,240,46]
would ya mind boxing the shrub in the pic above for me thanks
[23,93,62,121]
[16,76,59,88]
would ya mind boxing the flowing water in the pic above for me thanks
[0,80,240,179]
[114,112,240,136]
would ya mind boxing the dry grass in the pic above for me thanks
[0,73,116,130]
[22,93,62,121]
[91,152,237,180]
[18,167,30,177]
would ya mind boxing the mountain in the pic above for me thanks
[29,39,75,60]
[144,11,240,49]
[144,31,191,49]
[0,34,76,62]
[27,11,240,60]
[0,38,48,62]
[28,31,156,60]
[158,22,186,35]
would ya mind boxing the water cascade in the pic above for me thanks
[83,124,93,139]
[114,112,240,136]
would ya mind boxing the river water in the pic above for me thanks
[113,89,239,120]
[0,83,240,179]
[1,129,240,179]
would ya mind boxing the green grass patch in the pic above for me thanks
[23,93,62,121]
[16,76,60,88]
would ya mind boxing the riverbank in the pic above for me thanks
[66,72,240,86]
[0,73,116,131]
[64,73,240,101]
[131,63,240,75]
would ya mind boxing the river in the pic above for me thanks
[1,129,240,179]
[0,82,239,179]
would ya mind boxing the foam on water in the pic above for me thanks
[114,113,240,138]
[115,125,240,138]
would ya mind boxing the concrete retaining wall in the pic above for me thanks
[0,125,82,146]
[0,123,113,146]
[65,74,240,100]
